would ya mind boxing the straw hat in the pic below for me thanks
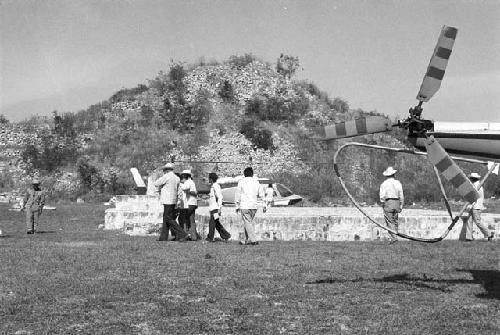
[181,169,192,177]
[161,163,174,170]
[382,167,397,177]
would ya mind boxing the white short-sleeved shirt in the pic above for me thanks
[379,178,404,204]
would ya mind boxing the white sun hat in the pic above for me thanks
[181,169,192,176]
[382,167,397,177]
[162,163,174,170]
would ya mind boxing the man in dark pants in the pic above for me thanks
[379,167,404,244]
[154,163,188,242]
[178,169,200,240]
[206,172,231,242]
[22,178,46,234]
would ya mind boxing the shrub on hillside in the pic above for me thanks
[76,157,134,196]
[0,114,9,124]
[139,105,155,127]
[168,61,187,93]
[147,71,169,96]
[331,97,349,114]
[162,90,211,132]
[240,119,274,150]
[245,95,309,123]
[53,111,77,139]
[0,171,15,191]
[110,84,148,103]
[276,54,300,79]
[227,53,257,69]
[208,103,242,135]
[21,130,79,173]
[218,80,235,102]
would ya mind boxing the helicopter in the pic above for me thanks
[313,26,500,242]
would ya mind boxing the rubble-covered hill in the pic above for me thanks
[3,54,450,204]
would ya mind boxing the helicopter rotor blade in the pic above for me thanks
[315,116,393,140]
[416,25,458,103]
[425,135,479,203]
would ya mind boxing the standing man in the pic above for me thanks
[235,167,266,245]
[379,167,404,244]
[178,169,199,241]
[264,184,274,211]
[154,163,188,242]
[22,178,45,234]
[206,172,231,242]
[463,172,494,241]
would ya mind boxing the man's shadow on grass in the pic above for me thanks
[308,270,500,300]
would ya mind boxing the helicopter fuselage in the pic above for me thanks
[409,122,500,161]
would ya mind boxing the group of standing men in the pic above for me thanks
[154,163,267,244]
[154,163,201,242]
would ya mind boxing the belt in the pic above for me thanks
[385,198,399,201]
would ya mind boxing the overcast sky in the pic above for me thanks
[1,0,499,122]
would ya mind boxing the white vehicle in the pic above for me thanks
[217,176,303,206]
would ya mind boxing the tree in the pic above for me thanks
[228,53,257,69]
[276,54,300,79]
[77,157,98,192]
[0,114,9,124]
[53,111,76,139]
[140,105,155,127]
[218,80,235,102]
[331,98,349,114]
[240,119,274,150]
[21,130,78,173]
[168,61,187,93]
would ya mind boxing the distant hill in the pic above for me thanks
[2,54,496,204]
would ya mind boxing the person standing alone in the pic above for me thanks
[154,163,188,242]
[235,167,266,245]
[205,172,231,242]
[463,172,494,242]
[22,178,45,234]
[379,167,404,244]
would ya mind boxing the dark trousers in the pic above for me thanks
[383,199,401,241]
[179,205,199,240]
[160,205,187,241]
[207,209,231,241]
[26,208,41,232]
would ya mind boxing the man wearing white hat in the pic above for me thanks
[154,163,188,241]
[462,172,494,241]
[21,178,46,234]
[379,167,404,244]
[178,169,199,240]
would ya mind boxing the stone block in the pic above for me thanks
[104,204,500,241]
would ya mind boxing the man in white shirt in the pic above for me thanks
[178,169,199,240]
[463,172,494,241]
[235,167,266,245]
[154,163,188,242]
[379,166,404,244]
[264,184,274,209]
[206,172,231,242]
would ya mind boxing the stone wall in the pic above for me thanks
[104,195,500,241]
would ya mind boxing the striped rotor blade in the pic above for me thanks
[316,116,392,140]
[417,26,458,102]
[425,136,479,203]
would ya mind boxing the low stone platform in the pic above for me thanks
[104,195,500,241]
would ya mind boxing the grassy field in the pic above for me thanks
[0,203,499,335]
